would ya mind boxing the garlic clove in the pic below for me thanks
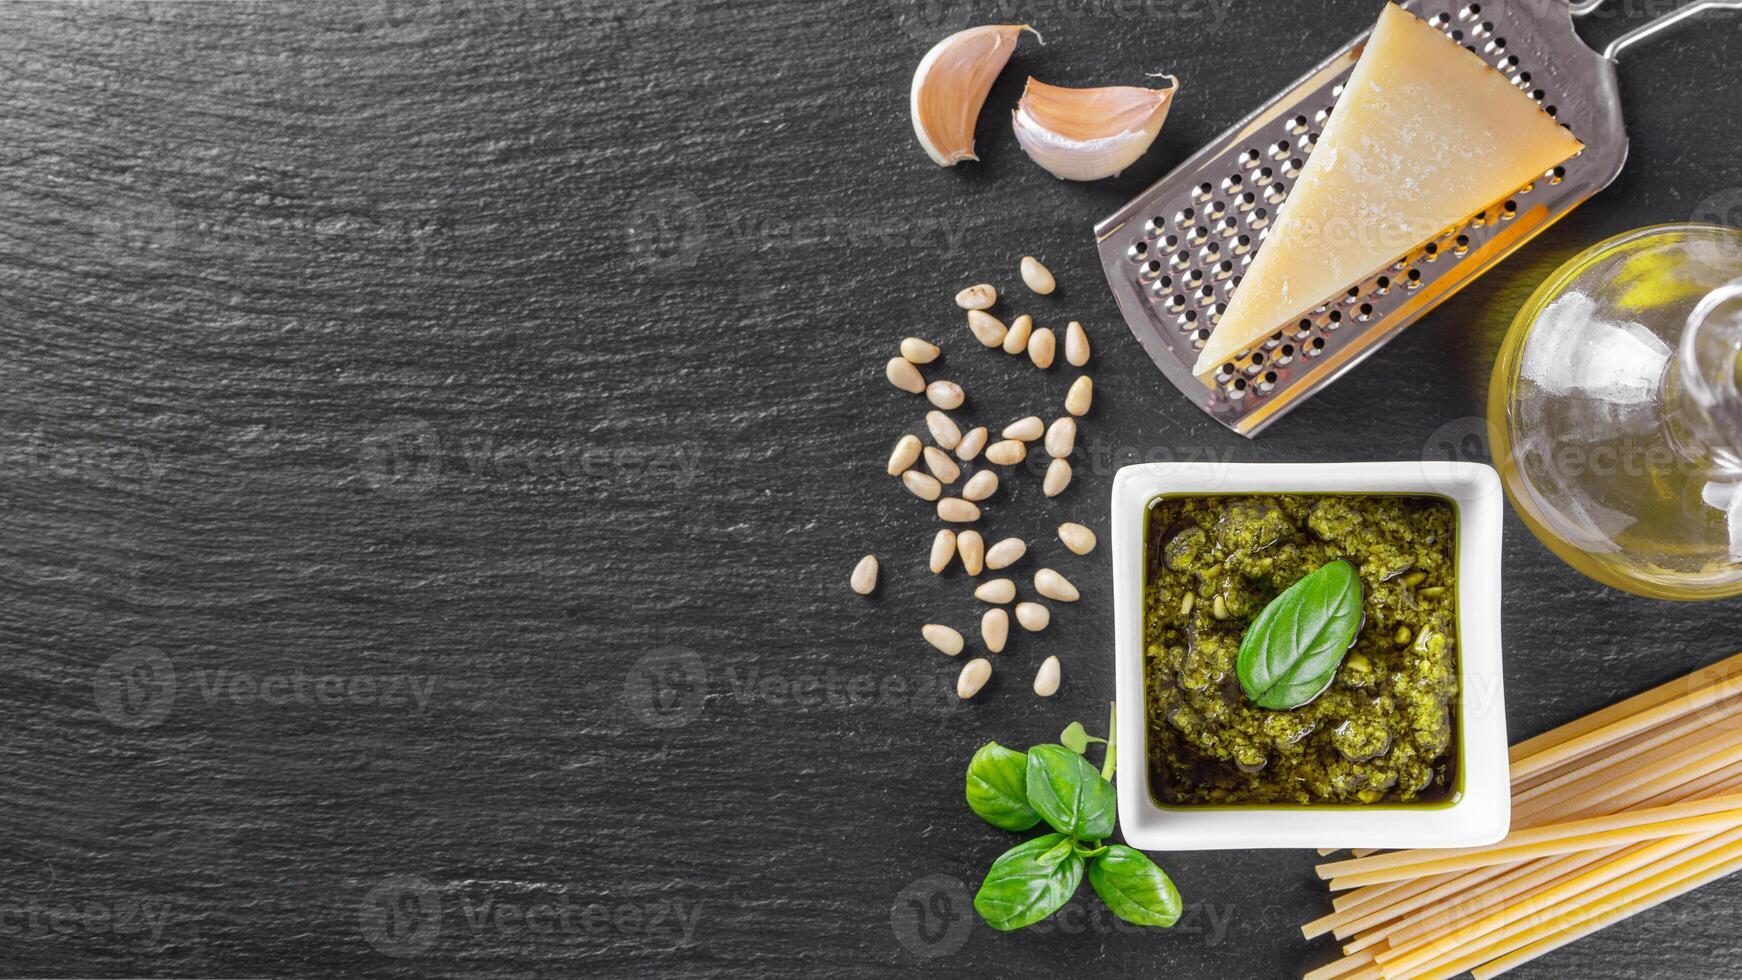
[910,25,1039,168]
[1011,76,1178,181]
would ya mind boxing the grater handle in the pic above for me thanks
[1603,1,1742,59]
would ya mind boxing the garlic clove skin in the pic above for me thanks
[910,25,1039,168]
[1011,76,1178,181]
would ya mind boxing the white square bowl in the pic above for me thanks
[1111,461,1508,851]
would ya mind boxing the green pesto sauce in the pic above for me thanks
[1143,494,1460,807]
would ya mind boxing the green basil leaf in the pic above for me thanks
[1059,721,1106,755]
[1088,845,1182,928]
[1025,744,1117,839]
[1236,559,1364,710]
[973,833,1085,931]
[966,742,1041,831]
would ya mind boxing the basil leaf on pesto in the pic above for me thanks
[1236,559,1364,710]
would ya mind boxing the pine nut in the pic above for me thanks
[958,530,985,575]
[1002,314,1033,355]
[985,537,1027,570]
[1045,417,1076,458]
[1065,321,1091,366]
[1043,458,1072,497]
[1033,655,1060,696]
[937,497,981,523]
[924,446,961,484]
[1212,594,1229,620]
[1021,256,1056,295]
[984,439,1027,466]
[982,608,1009,653]
[888,434,922,476]
[1035,568,1079,602]
[1028,328,1056,369]
[930,530,957,574]
[903,470,942,501]
[850,554,878,595]
[975,578,1016,604]
[955,284,997,311]
[887,357,925,393]
[955,426,988,461]
[927,380,965,410]
[961,469,999,502]
[1180,593,1194,615]
[1058,522,1097,555]
[1016,602,1051,632]
[966,310,1008,348]
[957,657,992,698]
[1002,416,1044,442]
[1065,375,1093,416]
[901,337,941,364]
[926,411,962,451]
[924,624,965,656]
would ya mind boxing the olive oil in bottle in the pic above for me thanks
[1489,223,1742,600]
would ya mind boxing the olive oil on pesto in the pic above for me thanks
[1142,494,1460,807]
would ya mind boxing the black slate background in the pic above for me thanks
[2,0,1740,977]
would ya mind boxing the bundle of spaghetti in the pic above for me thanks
[1301,652,1742,979]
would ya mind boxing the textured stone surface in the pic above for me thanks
[1,0,1739,977]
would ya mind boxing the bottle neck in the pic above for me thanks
[1667,279,1742,469]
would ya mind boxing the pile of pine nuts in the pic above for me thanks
[853,255,1100,702]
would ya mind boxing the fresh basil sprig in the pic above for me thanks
[1235,559,1365,710]
[965,705,1181,932]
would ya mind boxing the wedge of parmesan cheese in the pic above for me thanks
[1193,2,1584,379]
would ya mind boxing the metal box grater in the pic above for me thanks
[1094,0,1631,437]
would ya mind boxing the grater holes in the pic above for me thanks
[1484,37,1506,56]
[1186,225,1210,246]
[1172,249,1192,271]
[1355,303,1374,322]
[1191,326,1211,348]
[1195,285,1218,307]
[1217,216,1239,238]
[1175,207,1196,228]
[1423,242,1440,262]
[1547,166,1565,185]
[1223,174,1245,195]
[1257,372,1279,394]
[1179,309,1199,331]
[1233,233,1254,254]
[1226,377,1247,401]
[1213,260,1235,282]
[1236,191,1257,213]
[1239,148,1262,170]
[1545,105,1558,118]
[1307,336,1327,357]
[1127,241,1149,261]
[1211,302,1227,323]
[1374,275,1391,296]
[1184,268,1205,288]
[1501,200,1517,221]
[1472,19,1493,38]
[1264,182,1288,205]
[1406,268,1423,289]
[1199,242,1221,264]
[1255,167,1275,187]
[1195,183,1215,203]
[1274,343,1296,366]
[1302,133,1319,155]
[1139,258,1166,281]
[1498,54,1520,71]
[1288,115,1310,135]
[1165,293,1187,314]
[1270,140,1291,160]
[1323,310,1343,331]
[1283,158,1304,179]
[1144,216,1169,237]
[1147,274,1174,295]
[1453,234,1471,257]
[1458,3,1481,21]
[1314,106,1333,126]
[1431,11,1451,27]
[1206,200,1228,221]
